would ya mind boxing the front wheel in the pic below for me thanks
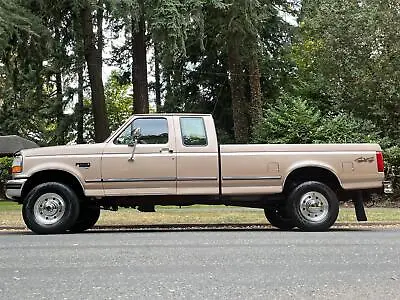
[22,182,80,234]
[286,181,339,232]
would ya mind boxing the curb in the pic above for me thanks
[2,222,400,231]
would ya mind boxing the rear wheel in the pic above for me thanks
[22,182,80,234]
[287,181,339,231]
[264,207,295,230]
[70,204,100,233]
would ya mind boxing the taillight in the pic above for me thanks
[376,151,384,172]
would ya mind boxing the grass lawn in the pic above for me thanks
[1,200,399,228]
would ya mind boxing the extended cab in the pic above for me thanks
[5,114,391,234]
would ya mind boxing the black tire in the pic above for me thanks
[264,207,295,230]
[22,182,80,234]
[286,181,339,232]
[70,204,100,233]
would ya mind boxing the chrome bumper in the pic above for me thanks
[383,181,393,194]
[5,179,27,200]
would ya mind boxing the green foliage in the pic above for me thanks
[0,0,44,52]
[292,0,400,144]
[384,146,400,177]
[315,113,380,144]
[385,147,400,171]
[252,95,382,145]
[105,70,133,131]
[0,0,77,146]
[77,70,133,143]
[252,95,321,144]
[0,157,12,199]
[383,146,400,198]
[0,157,12,183]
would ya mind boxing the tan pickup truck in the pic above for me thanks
[5,113,391,234]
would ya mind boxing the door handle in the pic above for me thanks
[160,148,173,153]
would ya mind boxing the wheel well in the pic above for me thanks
[22,170,84,199]
[284,167,342,194]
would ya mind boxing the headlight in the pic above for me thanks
[11,155,23,174]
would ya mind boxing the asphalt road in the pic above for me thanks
[0,229,399,299]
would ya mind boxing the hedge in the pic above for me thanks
[0,157,12,200]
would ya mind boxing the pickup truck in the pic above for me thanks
[5,113,391,234]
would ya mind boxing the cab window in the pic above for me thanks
[115,118,168,144]
[180,117,208,146]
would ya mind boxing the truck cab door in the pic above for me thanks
[101,116,177,196]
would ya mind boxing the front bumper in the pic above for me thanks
[5,179,27,201]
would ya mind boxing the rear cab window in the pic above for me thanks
[179,117,208,147]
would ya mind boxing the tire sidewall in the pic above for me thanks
[22,182,80,234]
[287,181,339,231]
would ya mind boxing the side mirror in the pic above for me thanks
[128,127,141,147]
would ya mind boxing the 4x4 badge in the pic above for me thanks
[354,156,374,163]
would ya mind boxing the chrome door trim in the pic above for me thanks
[177,177,218,181]
[222,176,282,181]
[103,177,176,183]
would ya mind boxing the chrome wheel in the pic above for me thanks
[299,191,329,223]
[287,181,339,231]
[33,193,66,225]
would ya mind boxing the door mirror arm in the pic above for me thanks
[128,138,138,161]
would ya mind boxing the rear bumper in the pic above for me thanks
[340,180,393,202]
[5,179,27,201]
[383,181,393,194]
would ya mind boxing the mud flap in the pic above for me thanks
[353,191,367,221]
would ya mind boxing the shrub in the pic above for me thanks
[252,95,382,145]
[383,146,400,199]
[0,157,12,200]
[315,113,381,144]
[252,95,321,144]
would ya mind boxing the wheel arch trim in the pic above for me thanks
[283,162,343,189]
[22,167,85,198]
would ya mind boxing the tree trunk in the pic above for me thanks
[81,1,109,142]
[248,57,263,135]
[73,13,85,144]
[54,27,65,145]
[154,43,161,112]
[131,0,149,114]
[97,0,103,63]
[76,60,84,144]
[227,42,249,144]
[55,71,64,145]
[163,68,174,112]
